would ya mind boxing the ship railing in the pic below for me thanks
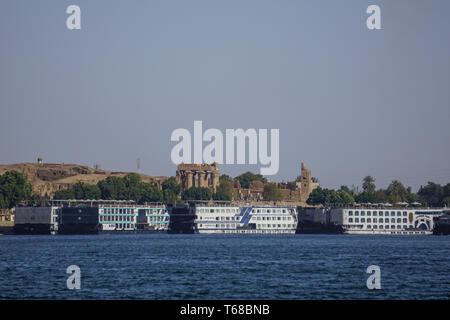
[322,203,446,210]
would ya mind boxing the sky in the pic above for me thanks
[0,0,449,191]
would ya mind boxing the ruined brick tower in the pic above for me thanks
[297,162,318,201]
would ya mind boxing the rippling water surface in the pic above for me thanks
[0,234,448,299]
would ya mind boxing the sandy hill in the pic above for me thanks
[0,163,167,198]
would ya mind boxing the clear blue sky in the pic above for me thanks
[1,0,449,191]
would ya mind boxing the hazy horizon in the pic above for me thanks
[1,0,449,191]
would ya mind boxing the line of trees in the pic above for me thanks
[306,176,450,207]
[53,173,237,204]
[54,173,169,204]
[2,169,448,208]
[54,174,192,205]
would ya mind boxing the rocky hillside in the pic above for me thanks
[0,163,167,198]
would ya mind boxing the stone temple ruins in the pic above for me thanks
[0,159,318,205]
[175,163,220,193]
[175,162,318,204]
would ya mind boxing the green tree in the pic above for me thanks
[123,173,144,201]
[325,190,342,204]
[182,187,212,201]
[355,191,377,203]
[53,188,74,200]
[139,183,163,203]
[0,193,5,209]
[374,190,389,203]
[442,196,450,206]
[213,180,235,201]
[97,176,127,200]
[28,193,42,206]
[405,186,421,203]
[307,187,354,205]
[418,182,443,206]
[55,173,164,204]
[162,177,182,195]
[0,171,33,208]
[263,183,283,201]
[307,187,326,205]
[386,180,408,203]
[163,189,178,205]
[442,183,450,205]
[339,185,351,194]
[219,174,233,183]
[77,182,101,199]
[362,176,376,193]
[337,190,355,204]
[54,182,101,200]
[235,172,267,189]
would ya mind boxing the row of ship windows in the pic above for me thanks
[198,224,295,229]
[348,211,408,217]
[218,230,294,234]
[100,215,135,222]
[346,225,413,230]
[197,208,239,213]
[103,224,135,229]
[197,216,292,221]
[101,209,136,214]
[147,217,169,222]
[348,218,409,223]
[253,216,292,221]
[199,224,238,228]
[196,208,288,214]
[256,224,295,229]
[144,210,167,214]
[252,209,287,214]
[198,216,240,221]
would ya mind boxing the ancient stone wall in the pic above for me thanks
[233,162,318,204]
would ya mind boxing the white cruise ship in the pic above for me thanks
[194,204,298,234]
[99,204,169,232]
[329,207,444,235]
[59,202,169,234]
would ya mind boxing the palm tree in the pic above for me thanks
[362,176,376,193]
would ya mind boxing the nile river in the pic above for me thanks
[0,234,448,299]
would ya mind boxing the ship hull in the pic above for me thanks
[13,223,53,235]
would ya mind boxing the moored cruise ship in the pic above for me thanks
[14,206,60,235]
[59,202,169,234]
[136,204,170,232]
[193,204,298,234]
[329,207,444,235]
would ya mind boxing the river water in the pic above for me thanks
[0,234,448,299]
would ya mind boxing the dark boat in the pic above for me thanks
[168,204,196,234]
[433,212,450,235]
[58,207,99,234]
[296,206,344,234]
